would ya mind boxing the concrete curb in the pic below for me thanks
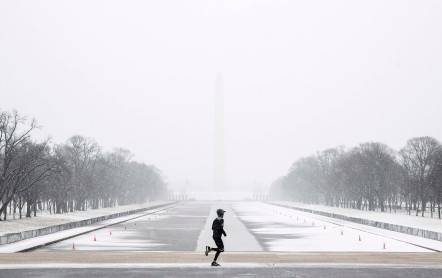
[268,202,442,242]
[0,202,178,246]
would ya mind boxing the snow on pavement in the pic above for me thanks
[35,202,208,252]
[0,201,172,236]
[0,204,177,253]
[274,201,442,234]
[2,201,437,253]
[232,202,433,252]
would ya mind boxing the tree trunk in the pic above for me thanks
[438,203,441,219]
[26,201,32,218]
[19,198,23,219]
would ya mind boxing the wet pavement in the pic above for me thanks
[3,265,442,278]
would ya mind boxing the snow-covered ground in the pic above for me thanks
[233,202,433,252]
[272,201,442,234]
[0,201,171,236]
[38,202,435,253]
[2,201,439,253]
[36,202,210,252]
[0,204,178,253]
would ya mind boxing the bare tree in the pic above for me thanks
[281,156,323,204]
[124,162,166,203]
[336,148,366,209]
[92,148,133,208]
[399,137,441,217]
[355,143,399,211]
[44,145,73,214]
[428,148,442,218]
[65,135,100,211]
[19,142,52,217]
[315,147,345,207]
[0,110,51,220]
[1,109,168,220]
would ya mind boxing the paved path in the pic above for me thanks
[1,251,442,264]
[2,265,442,278]
[196,202,262,251]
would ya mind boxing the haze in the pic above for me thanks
[1,0,441,191]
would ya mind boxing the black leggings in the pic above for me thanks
[211,236,224,261]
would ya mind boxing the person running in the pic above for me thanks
[205,208,227,266]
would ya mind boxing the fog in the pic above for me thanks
[1,0,442,192]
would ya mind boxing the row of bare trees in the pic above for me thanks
[0,110,166,220]
[270,137,442,218]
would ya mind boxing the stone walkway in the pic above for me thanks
[1,252,442,265]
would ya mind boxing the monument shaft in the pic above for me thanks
[214,72,225,191]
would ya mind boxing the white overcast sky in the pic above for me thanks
[1,1,441,190]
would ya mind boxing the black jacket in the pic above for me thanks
[212,218,226,237]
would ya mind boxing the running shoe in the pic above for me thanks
[211,261,220,266]
[205,246,210,256]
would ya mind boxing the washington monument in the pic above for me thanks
[214,72,225,191]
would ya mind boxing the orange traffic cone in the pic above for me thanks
[72,242,76,250]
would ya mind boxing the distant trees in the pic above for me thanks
[0,109,167,221]
[429,149,442,218]
[399,137,442,217]
[316,147,345,207]
[271,137,442,218]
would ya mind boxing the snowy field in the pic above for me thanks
[0,201,171,236]
[34,202,433,253]
[235,203,433,252]
[273,201,442,234]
